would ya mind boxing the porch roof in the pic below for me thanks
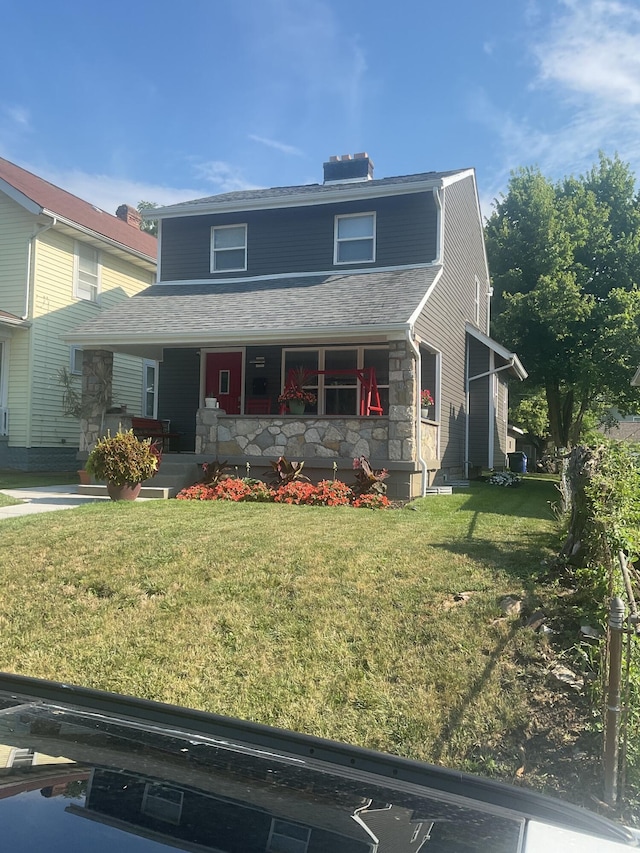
[67,267,442,349]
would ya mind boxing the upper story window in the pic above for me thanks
[74,242,100,302]
[211,224,247,272]
[334,212,376,264]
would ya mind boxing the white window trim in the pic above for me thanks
[73,241,101,303]
[142,359,158,419]
[282,345,388,415]
[334,212,376,265]
[70,346,84,376]
[474,275,481,326]
[210,223,247,273]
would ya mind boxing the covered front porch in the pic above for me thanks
[78,338,441,499]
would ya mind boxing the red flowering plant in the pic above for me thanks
[310,479,352,507]
[277,366,317,405]
[421,389,434,407]
[351,493,391,509]
[273,481,317,505]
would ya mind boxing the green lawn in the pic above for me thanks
[0,478,575,789]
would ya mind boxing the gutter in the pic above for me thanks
[24,215,56,319]
[41,209,156,267]
[65,322,411,347]
[407,329,428,496]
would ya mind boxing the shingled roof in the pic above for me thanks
[149,168,471,217]
[0,157,157,260]
[67,267,442,345]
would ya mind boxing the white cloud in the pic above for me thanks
[476,0,640,215]
[24,163,204,215]
[4,105,30,129]
[194,160,258,194]
[248,135,303,157]
[535,0,640,105]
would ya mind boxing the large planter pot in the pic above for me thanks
[288,399,305,415]
[106,482,142,502]
[205,397,218,409]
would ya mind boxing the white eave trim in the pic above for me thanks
[408,266,443,324]
[65,322,411,348]
[45,210,156,266]
[466,323,527,380]
[143,172,474,220]
[0,178,42,215]
[0,315,31,330]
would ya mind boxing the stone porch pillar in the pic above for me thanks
[79,349,113,452]
[388,339,417,462]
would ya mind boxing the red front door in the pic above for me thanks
[205,352,242,414]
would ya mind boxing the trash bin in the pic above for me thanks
[508,452,527,473]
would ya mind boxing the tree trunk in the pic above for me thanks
[546,382,573,447]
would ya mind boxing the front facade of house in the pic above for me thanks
[0,159,157,470]
[70,155,524,497]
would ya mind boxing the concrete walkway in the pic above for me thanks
[0,485,112,520]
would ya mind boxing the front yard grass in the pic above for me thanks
[0,478,577,793]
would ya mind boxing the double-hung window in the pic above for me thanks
[211,224,247,272]
[74,242,100,302]
[334,212,375,264]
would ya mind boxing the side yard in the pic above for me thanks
[0,478,597,803]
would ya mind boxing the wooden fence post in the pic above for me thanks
[604,596,625,806]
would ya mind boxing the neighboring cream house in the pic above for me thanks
[0,158,157,470]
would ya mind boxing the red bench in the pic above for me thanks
[131,417,181,453]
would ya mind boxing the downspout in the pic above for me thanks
[407,329,428,496]
[23,215,56,319]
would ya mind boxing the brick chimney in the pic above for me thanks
[115,204,142,228]
[323,152,374,184]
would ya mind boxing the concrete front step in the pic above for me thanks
[78,484,174,499]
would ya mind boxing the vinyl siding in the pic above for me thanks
[5,323,30,446]
[160,192,438,281]
[0,191,32,316]
[467,336,490,467]
[158,348,201,450]
[23,228,153,448]
[493,373,509,467]
[414,175,490,473]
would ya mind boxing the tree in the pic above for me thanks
[485,154,640,448]
[137,200,158,237]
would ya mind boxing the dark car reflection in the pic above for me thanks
[0,699,522,852]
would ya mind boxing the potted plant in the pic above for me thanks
[420,389,434,419]
[85,430,159,501]
[278,367,317,415]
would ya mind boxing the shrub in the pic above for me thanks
[86,430,158,485]
[488,470,521,487]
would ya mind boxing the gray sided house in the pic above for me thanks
[68,155,525,498]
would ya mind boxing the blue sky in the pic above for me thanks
[1,0,640,217]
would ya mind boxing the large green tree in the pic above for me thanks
[486,154,640,447]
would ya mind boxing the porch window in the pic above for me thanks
[334,213,375,264]
[282,347,388,415]
[74,242,100,302]
[70,346,83,376]
[143,359,158,418]
[211,224,247,272]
